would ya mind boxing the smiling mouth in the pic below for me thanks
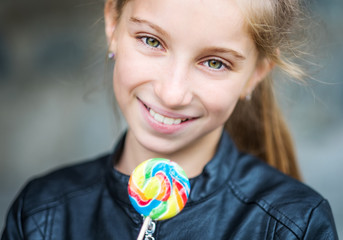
[142,103,191,125]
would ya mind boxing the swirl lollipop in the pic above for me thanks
[128,158,191,240]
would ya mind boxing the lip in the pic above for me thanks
[139,98,195,120]
[137,98,197,134]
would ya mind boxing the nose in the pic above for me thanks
[154,60,193,108]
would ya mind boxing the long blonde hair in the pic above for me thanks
[226,0,310,180]
[106,0,309,180]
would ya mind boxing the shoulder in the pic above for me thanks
[19,153,111,215]
[230,152,323,206]
[229,153,337,239]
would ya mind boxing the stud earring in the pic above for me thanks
[245,93,252,101]
[108,52,115,60]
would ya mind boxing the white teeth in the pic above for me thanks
[149,108,185,125]
[174,118,181,124]
[149,109,156,117]
[154,113,164,122]
[163,117,174,125]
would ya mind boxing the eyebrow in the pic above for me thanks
[129,17,170,39]
[201,47,246,61]
[129,17,246,62]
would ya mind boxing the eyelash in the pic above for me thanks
[202,59,231,71]
[136,35,232,71]
[137,36,164,50]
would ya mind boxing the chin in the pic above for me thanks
[137,135,186,157]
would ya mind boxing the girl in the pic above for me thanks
[2,0,338,239]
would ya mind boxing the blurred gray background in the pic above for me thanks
[0,0,342,238]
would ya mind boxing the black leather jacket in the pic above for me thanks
[1,132,338,239]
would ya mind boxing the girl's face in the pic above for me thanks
[109,0,271,156]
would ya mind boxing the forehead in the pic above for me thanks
[122,0,255,55]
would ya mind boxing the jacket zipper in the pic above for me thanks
[144,218,156,240]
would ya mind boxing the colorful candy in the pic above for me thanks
[128,158,191,221]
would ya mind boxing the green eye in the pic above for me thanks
[145,37,160,48]
[208,60,223,69]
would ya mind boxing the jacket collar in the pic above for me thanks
[106,130,239,208]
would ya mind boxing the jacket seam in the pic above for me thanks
[48,207,56,240]
[25,213,45,237]
[275,223,300,240]
[23,176,104,218]
[43,209,49,239]
[272,218,277,240]
[227,180,304,239]
[275,229,282,240]
[301,198,326,238]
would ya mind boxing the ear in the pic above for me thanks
[104,0,118,52]
[240,57,275,99]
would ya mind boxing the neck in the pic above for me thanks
[115,128,223,178]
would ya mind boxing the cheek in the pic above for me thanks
[112,62,126,105]
[113,43,158,95]
[112,54,144,99]
[201,81,245,119]
[112,61,136,115]
[207,96,239,122]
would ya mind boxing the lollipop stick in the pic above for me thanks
[137,216,151,240]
